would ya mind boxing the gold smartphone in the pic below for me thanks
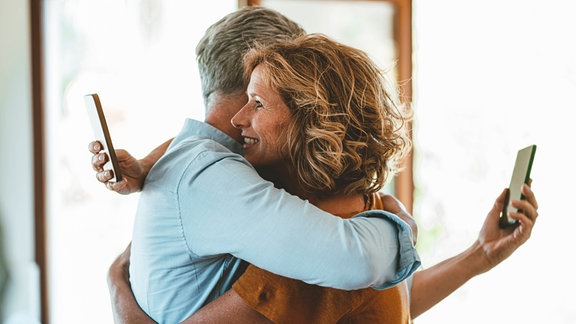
[84,93,122,182]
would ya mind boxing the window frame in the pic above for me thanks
[30,0,48,322]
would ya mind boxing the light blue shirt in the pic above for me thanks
[130,119,420,323]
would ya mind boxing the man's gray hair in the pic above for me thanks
[196,6,305,108]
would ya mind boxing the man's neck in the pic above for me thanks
[203,92,247,143]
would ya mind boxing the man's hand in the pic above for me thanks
[88,139,173,194]
[89,141,146,194]
[378,192,418,246]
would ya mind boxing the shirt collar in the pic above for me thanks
[172,119,243,155]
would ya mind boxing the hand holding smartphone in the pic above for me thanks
[84,93,122,182]
[499,144,536,228]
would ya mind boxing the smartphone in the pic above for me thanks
[499,144,536,227]
[84,93,122,182]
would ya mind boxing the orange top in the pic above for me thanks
[232,193,411,323]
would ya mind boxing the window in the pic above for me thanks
[412,0,575,322]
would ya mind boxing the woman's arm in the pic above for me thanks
[107,249,272,324]
[410,185,538,318]
[181,290,271,324]
[107,243,156,324]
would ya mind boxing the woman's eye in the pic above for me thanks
[255,100,264,109]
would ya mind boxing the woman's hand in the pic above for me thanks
[476,183,539,273]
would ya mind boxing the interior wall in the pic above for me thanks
[0,0,40,322]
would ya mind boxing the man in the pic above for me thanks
[90,7,419,323]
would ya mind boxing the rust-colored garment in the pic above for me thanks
[232,193,411,323]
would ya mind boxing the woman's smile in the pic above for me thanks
[242,135,260,147]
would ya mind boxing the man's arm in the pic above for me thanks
[179,193,419,323]
[150,139,418,290]
[107,244,156,324]
[110,196,418,323]
[173,154,415,290]
[410,185,538,318]
[378,192,417,245]
[89,138,173,194]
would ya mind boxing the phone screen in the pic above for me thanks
[84,93,122,182]
[500,144,536,227]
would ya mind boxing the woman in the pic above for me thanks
[184,33,538,323]
[232,32,410,322]
[184,32,412,323]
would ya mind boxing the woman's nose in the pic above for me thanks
[231,105,250,128]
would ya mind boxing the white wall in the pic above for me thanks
[413,0,576,323]
[0,0,41,322]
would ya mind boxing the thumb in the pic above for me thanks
[489,188,508,222]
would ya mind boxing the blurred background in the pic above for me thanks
[1,0,574,323]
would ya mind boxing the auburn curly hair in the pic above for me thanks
[243,33,411,197]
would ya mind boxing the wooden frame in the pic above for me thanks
[30,0,49,322]
[240,0,414,212]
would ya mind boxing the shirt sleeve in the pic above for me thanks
[176,143,420,290]
[355,210,421,290]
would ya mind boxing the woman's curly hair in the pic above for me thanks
[243,33,412,197]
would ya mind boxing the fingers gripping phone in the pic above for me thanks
[84,93,122,182]
[499,145,536,228]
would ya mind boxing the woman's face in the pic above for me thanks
[231,64,292,168]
